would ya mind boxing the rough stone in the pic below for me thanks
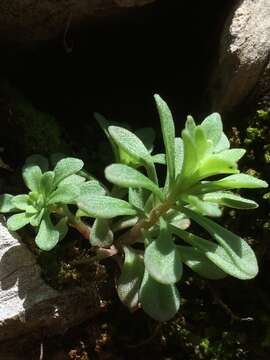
[0,217,105,343]
[0,0,156,45]
[210,0,270,112]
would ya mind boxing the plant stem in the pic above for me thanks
[54,205,91,240]
[116,199,174,247]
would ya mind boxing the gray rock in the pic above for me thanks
[210,0,270,112]
[0,0,156,45]
[0,217,106,344]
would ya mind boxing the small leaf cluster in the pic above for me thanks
[0,154,100,251]
[0,95,268,322]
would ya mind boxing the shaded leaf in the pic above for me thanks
[179,207,258,279]
[139,270,180,322]
[90,218,113,247]
[154,94,175,187]
[0,194,16,213]
[144,219,183,285]
[25,154,49,172]
[177,245,227,279]
[7,212,33,231]
[117,246,145,310]
[12,194,37,213]
[35,212,59,251]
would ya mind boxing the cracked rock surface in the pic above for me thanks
[210,0,270,111]
[0,218,104,346]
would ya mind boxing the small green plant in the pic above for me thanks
[0,95,268,322]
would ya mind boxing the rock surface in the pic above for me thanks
[0,0,156,45]
[210,0,270,112]
[0,217,105,344]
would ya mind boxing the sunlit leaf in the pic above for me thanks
[202,192,258,209]
[200,113,222,147]
[77,195,137,219]
[53,157,84,185]
[48,184,79,205]
[105,164,163,200]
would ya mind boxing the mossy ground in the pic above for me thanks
[0,87,270,359]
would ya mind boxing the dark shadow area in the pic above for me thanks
[0,0,232,164]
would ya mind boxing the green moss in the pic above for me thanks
[1,82,70,156]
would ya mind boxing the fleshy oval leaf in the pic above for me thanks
[139,270,180,322]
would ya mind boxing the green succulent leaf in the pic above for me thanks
[12,194,37,213]
[77,195,137,219]
[185,195,222,217]
[154,94,175,187]
[212,174,268,189]
[53,157,84,186]
[55,216,69,241]
[164,210,191,230]
[200,113,222,147]
[79,180,106,198]
[108,125,158,184]
[0,194,16,213]
[48,184,80,205]
[171,225,253,280]
[177,245,227,280]
[105,164,163,200]
[139,270,181,322]
[144,219,183,285]
[202,192,258,209]
[40,171,55,197]
[117,246,145,310]
[174,138,184,177]
[180,129,198,179]
[185,115,196,136]
[195,126,213,161]
[108,126,152,164]
[7,212,34,231]
[195,155,239,180]
[90,218,114,247]
[191,174,268,195]
[35,212,60,251]
[178,207,258,279]
[152,153,166,165]
[30,208,45,227]
[58,174,85,187]
[214,133,230,153]
[216,149,246,162]
[128,188,149,213]
[22,162,42,192]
